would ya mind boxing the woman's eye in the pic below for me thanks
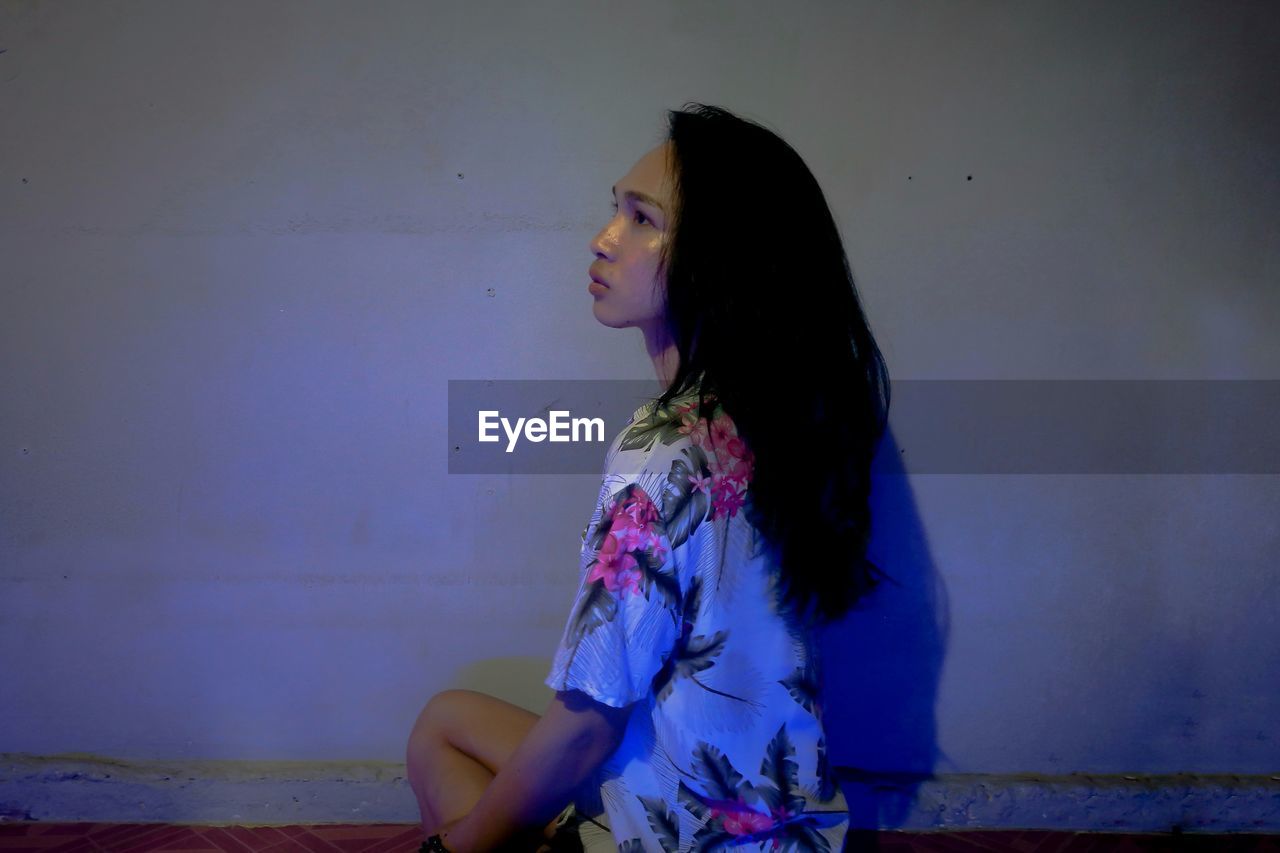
[610,202,650,226]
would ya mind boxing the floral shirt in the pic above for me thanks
[545,385,849,852]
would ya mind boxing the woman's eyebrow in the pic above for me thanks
[612,185,666,213]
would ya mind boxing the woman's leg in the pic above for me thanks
[405,688,546,837]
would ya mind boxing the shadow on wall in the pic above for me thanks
[449,656,556,716]
[820,427,946,830]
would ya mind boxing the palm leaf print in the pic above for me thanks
[758,724,806,816]
[653,626,727,703]
[682,573,704,626]
[678,786,750,852]
[676,779,706,818]
[638,795,680,853]
[586,517,610,552]
[567,578,618,643]
[689,825,738,853]
[617,839,644,853]
[653,575,701,701]
[589,482,638,548]
[661,447,712,549]
[778,658,819,714]
[691,742,752,802]
[644,559,682,609]
[617,396,693,453]
[678,730,845,851]
[679,630,727,682]
[676,779,711,839]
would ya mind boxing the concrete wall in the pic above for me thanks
[1,0,1277,829]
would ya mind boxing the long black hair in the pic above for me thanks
[652,103,892,626]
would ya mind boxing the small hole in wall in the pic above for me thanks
[486,287,495,297]
[457,172,464,180]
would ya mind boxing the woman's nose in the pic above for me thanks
[589,224,614,259]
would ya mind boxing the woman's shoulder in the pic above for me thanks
[604,387,756,536]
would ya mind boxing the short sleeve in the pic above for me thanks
[545,481,683,708]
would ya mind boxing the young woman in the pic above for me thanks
[407,103,891,852]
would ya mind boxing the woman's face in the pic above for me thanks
[587,142,675,335]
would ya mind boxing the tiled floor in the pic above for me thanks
[0,824,424,853]
[0,825,1275,853]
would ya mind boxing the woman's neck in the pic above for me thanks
[642,320,680,389]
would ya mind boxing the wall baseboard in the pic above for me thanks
[0,754,414,825]
[834,767,1280,834]
[2,754,1277,832]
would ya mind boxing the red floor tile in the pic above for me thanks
[0,824,1276,852]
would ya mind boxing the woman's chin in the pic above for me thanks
[591,304,632,329]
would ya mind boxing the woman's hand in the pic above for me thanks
[434,818,462,850]
[533,814,556,852]
[437,810,560,852]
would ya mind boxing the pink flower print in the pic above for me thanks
[618,521,667,564]
[708,447,752,485]
[688,471,712,495]
[770,804,794,819]
[587,533,643,596]
[710,476,748,519]
[678,415,711,447]
[704,453,727,480]
[708,416,738,449]
[620,492,659,528]
[694,412,753,480]
[724,450,755,484]
[585,486,668,596]
[673,400,701,420]
[710,802,778,837]
[648,530,669,563]
[611,520,645,553]
[619,491,666,555]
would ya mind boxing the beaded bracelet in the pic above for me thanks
[419,834,450,853]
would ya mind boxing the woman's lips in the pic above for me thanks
[588,279,608,294]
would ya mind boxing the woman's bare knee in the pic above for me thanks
[407,689,466,782]
[407,688,539,774]
[409,689,461,743]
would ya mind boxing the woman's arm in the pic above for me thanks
[440,689,633,852]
